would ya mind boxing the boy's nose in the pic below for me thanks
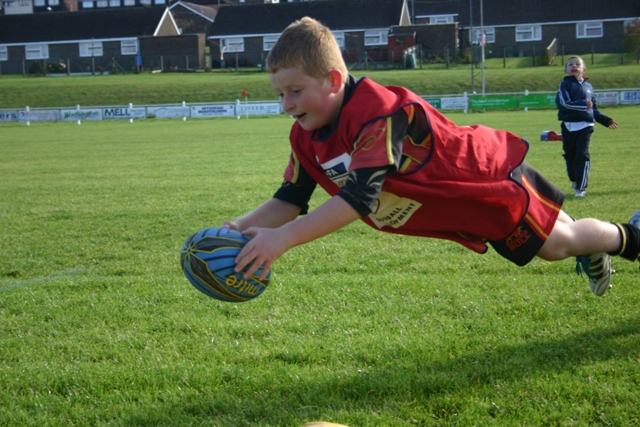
[281,97,294,112]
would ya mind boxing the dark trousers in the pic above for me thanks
[561,123,593,192]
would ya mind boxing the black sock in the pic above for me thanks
[609,223,640,261]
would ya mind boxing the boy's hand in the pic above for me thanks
[234,227,291,281]
[608,120,618,129]
[231,195,360,281]
[223,220,240,230]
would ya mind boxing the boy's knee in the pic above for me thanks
[537,244,569,261]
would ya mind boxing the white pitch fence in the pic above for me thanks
[1,88,640,124]
[0,99,282,124]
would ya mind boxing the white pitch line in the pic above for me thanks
[0,267,86,293]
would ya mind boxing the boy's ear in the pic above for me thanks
[327,69,344,93]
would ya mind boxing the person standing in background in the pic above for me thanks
[556,56,618,198]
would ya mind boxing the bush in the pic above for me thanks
[27,61,45,75]
[624,19,640,56]
[47,62,67,74]
[462,47,473,64]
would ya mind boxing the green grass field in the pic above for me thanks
[1,107,640,426]
[1,58,639,109]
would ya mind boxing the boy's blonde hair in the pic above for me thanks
[266,17,348,81]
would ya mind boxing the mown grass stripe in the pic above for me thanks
[0,267,86,292]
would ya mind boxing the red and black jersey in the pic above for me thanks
[278,77,549,254]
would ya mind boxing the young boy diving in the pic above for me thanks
[225,17,640,296]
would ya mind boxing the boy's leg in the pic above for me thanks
[549,210,640,262]
[539,213,640,295]
[538,216,617,295]
[561,124,577,186]
[537,217,620,260]
[489,163,637,295]
[572,127,593,194]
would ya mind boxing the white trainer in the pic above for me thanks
[576,253,612,296]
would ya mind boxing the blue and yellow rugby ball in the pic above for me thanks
[180,227,269,302]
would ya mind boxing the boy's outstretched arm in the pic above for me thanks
[226,198,302,231]
[235,195,361,279]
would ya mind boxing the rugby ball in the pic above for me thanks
[180,227,269,302]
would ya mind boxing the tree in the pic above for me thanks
[623,19,640,57]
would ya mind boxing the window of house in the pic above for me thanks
[222,37,244,53]
[263,35,279,51]
[0,46,8,61]
[364,30,388,46]
[154,0,166,5]
[109,0,120,6]
[428,14,455,24]
[577,21,603,39]
[515,24,542,42]
[48,0,60,6]
[96,0,108,6]
[469,27,495,44]
[123,0,134,5]
[332,31,345,48]
[82,1,94,8]
[34,0,45,6]
[25,44,49,60]
[79,41,103,57]
[139,0,151,4]
[121,39,138,55]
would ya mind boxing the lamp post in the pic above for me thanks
[411,0,415,24]
[479,0,486,95]
[469,0,474,93]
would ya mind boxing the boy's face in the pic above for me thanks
[565,58,585,78]
[270,66,341,131]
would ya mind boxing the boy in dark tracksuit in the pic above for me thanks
[556,56,617,197]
